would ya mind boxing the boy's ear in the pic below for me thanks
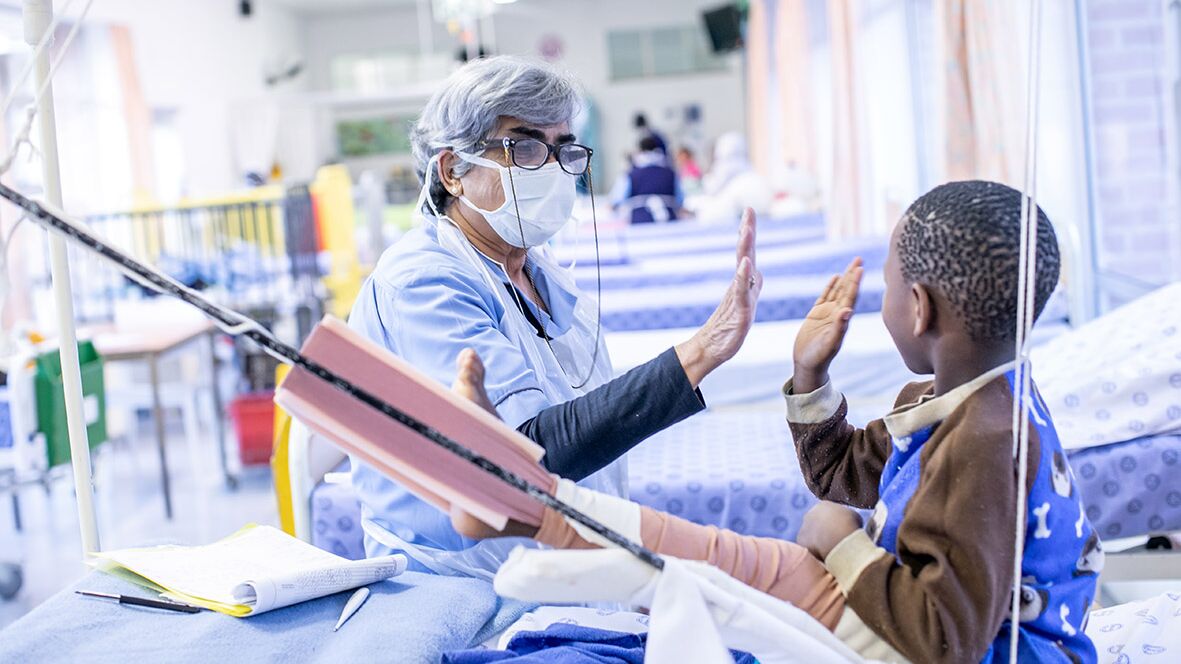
[911,283,934,337]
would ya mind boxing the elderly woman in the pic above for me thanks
[348,56,762,578]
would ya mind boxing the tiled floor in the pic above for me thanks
[0,419,278,630]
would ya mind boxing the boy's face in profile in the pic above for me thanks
[882,218,933,375]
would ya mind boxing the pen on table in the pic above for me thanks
[334,587,370,632]
[76,590,202,613]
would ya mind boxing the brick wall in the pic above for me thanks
[1086,0,1181,288]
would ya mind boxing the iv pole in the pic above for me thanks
[23,0,100,556]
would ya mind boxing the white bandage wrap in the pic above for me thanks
[554,477,643,548]
[494,546,657,604]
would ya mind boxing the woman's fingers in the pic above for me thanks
[736,207,757,269]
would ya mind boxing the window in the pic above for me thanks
[329,52,452,94]
[607,25,728,81]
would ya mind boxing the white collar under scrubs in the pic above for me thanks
[346,216,620,580]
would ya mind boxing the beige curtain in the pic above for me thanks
[745,0,772,175]
[110,24,156,203]
[826,0,868,239]
[939,0,1026,184]
[775,0,816,176]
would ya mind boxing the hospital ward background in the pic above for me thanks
[0,0,1179,661]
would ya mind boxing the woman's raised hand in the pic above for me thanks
[675,208,763,387]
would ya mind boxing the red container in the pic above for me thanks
[229,391,275,465]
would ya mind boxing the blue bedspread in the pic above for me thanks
[0,569,532,663]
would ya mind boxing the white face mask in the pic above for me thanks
[452,151,576,248]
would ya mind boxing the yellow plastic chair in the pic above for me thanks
[271,364,348,542]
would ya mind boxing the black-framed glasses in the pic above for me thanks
[483,136,594,175]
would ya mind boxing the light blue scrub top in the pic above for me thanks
[347,220,580,567]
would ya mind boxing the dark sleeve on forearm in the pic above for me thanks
[518,347,705,481]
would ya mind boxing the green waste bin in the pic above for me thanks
[34,341,107,468]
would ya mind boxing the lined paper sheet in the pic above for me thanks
[91,525,406,616]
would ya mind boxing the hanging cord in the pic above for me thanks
[503,145,603,390]
[0,180,665,572]
[569,162,603,390]
[1008,0,1043,660]
[0,0,96,175]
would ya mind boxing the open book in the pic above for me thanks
[91,524,406,617]
[275,316,552,531]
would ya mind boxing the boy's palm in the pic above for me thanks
[793,259,863,375]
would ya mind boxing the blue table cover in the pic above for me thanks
[0,569,532,663]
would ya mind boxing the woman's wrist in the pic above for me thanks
[674,337,716,389]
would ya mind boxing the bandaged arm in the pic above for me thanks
[783,379,932,508]
[533,479,846,630]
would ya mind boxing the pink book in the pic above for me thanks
[275,316,551,530]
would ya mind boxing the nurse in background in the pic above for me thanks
[348,55,763,578]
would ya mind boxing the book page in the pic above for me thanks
[234,555,406,614]
[92,525,405,616]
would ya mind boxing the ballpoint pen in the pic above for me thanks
[76,590,202,613]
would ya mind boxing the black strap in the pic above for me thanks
[502,281,552,341]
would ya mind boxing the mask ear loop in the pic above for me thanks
[567,161,603,390]
[502,142,603,391]
[421,151,508,358]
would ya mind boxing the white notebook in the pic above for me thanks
[91,524,406,616]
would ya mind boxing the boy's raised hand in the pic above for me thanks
[792,257,863,393]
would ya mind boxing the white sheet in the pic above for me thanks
[1085,592,1181,661]
[495,547,865,664]
[1033,283,1181,450]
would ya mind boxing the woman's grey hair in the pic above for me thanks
[411,55,581,214]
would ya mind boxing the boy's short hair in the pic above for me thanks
[897,180,1061,342]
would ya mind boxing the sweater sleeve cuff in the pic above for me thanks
[825,529,889,595]
[660,347,707,413]
[782,379,843,424]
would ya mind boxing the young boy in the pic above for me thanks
[450,180,1098,663]
[788,180,1098,663]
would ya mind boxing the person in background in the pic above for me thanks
[609,136,683,224]
[675,145,703,194]
[633,112,668,156]
[690,131,773,224]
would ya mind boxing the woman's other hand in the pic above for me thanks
[676,207,762,387]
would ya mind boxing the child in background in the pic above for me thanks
[450,180,1098,663]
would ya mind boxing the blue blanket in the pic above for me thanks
[444,623,757,663]
[0,570,532,663]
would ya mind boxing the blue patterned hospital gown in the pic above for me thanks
[871,370,1100,663]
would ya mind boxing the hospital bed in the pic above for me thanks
[554,213,888,332]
